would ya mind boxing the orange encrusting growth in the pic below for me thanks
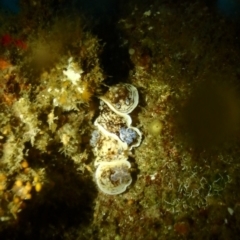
[0,58,12,70]
[80,82,93,102]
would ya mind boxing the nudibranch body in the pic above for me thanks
[91,83,142,195]
[95,161,132,195]
[99,84,139,115]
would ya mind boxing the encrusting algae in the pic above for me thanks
[0,1,104,227]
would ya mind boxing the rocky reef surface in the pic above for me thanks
[0,0,240,239]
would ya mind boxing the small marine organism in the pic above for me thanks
[90,130,100,147]
[119,127,137,145]
[92,83,142,195]
[147,119,162,136]
[100,83,139,115]
[95,161,132,195]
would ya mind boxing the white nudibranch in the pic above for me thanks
[95,161,132,195]
[91,83,142,195]
[99,83,139,115]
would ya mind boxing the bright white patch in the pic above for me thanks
[63,69,81,85]
[63,57,83,85]
[150,173,157,181]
